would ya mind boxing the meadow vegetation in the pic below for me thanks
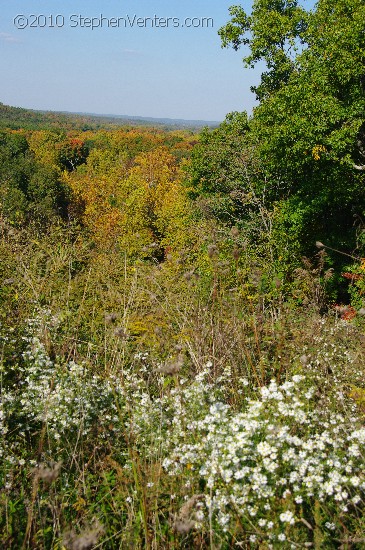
[1,0,365,547]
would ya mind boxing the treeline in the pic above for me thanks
[0,102,215,132]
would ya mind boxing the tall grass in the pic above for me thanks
[1,217,365,548]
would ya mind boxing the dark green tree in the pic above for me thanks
[187,112,251,222]
[0,131,71,226]
[218,0,365,261]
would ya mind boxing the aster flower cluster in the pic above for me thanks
[162,372,365,543]
[0,313,170,465]
[17,336,123,443]
[0,399,8,458]
[1,311,365,546]
[0,314,127,460]
[300,318,364,389]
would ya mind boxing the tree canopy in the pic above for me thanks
[213,0,365,265]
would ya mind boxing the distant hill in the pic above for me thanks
[69,110,220,128]
[0,102,220,132]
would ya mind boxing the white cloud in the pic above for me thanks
[0,32,21,43]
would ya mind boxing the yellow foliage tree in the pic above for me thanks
[66,144,194,258]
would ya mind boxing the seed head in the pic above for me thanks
[172,494,205,533]
[233,247,240,261]
[173,518,196,534]
[114,327,128,340]
[274,277,281,289]
[230,226,240,238]
[63,522,104,550]
[35,461,62,484]
[105,312,117,324]
[158,353,184,375]
[207,244,218,259]
[183,270,196,281]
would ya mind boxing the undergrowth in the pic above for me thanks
[1,214,365,549]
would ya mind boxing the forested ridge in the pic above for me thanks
[1,0,365,548]
[0,102,217,132]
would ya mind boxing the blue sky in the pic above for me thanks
[0,1,314,121]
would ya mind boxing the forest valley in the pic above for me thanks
[0,0,365,548]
